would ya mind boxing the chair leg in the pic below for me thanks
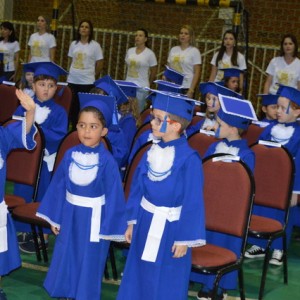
[104,262,109,280]
[38,226,48,263]
[238,267,246,300]
[258,242,272,300]
[109,244,118,281]
[31,224,41,262]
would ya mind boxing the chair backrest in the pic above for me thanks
[53,130,111,172]
[241,124,264,146]
[140,107,151,124]
[0,84,19,124]
[5,121,45,201]
[250,142,294,211]
[203,154,255,238]
[130,121,152,150]
[124,141,152,200]
[53,84,72,116]
[190,114,204,126]
[188,131,219,158]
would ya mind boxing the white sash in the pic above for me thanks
[66,191,105,242]
[0,200,8,253]
[141,197,181,262]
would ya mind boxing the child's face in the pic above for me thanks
[226,77,239,92]
[0,26,11,39]
[277,97,299,123]
[150,109,180,142]
[32,79,57,102]
[37,16,47,31]
[205,93,220,113]
[79,22,91,38]
[179,27,191,45]
[77,111,108,148]
[262,104,277,120]
[25,72,34,87]
[223,33,235,49]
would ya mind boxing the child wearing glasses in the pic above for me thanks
[117,90,206,300]
[37,93,126,300]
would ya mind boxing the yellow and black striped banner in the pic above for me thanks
[51,0,59,37]
[144,0,237,7]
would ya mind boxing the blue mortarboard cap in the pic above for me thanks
[257,94,279,106]
[277,85,300,106]
[199,82,243,99]
[114,80,140,98]
[219,67,243,78]
[151,90,195,121]
[217,94,258,129]
[163,65,184,85]
[22,62,68,81]
[22,63,35,74]
[94,75,128,105]
[78,93,115,127]
[154,80,184,94]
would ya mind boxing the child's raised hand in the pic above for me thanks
[51,225,60,235]
[16,89,35,112]
[171,244,188,258]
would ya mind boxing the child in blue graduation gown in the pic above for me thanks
[36,93,127,300]
[117,90,206,300]
[245,85,300,266]
[257,94,278,125]
[191,95,257,299]
[0,89,36,296]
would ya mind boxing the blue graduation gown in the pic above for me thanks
[37,143,127,300]
[118,113,137,151]
[249,121,300,249]
[0,121,36,275]
[190,138,254,291]
[117,136,206,300]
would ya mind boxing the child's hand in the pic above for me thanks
[125,224,133,243]
[172,244,188,258]
[51,225,60,235]
[16,89,35,112]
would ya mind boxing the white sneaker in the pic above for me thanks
[245,245,266,258]
[269,249,283,266]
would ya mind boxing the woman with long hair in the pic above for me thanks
[209,30,246,93]
[263,33,300,94]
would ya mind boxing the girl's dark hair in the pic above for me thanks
[216,30,238,67]
[280,34,298,57]
[0,21,18,42]
[76,20,94,43]
[79,106,106,127]
[137,28,149,48]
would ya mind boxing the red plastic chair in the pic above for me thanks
[0,84,19,124]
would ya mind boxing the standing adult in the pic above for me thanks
[0,22,20,82]
[209,30,246,94]
[28,15,56,62]
[67,19,104,129]
[166,25,201,98]
[125,28,157,112]
[263,34,300,94]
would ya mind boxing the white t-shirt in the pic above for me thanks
[125,47,157,87]
[28,32,56,62]
[211,51,246,82]
[167,46,201,88]
[0,40,20,72]
[266,56,300,94]
[67,40,103,85]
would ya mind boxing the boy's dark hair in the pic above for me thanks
[168,112,190,133]
[79,106,106,127]
[76,19,94,43]
[0,21,18,43]
[216,30,238,67]
[33,75,57,83]
[280,34,298,57]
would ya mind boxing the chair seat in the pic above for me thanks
[192,244,237,268]
[12,202,51,228]
[249,215,283,234]
[5,195,26,209]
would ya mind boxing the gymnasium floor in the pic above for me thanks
[2,229,300,300]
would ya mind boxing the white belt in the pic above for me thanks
[66,191,105,242]
[140,197,181,262]
[0,200,8,253]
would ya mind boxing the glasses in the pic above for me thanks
[149,114,177,126]
[76,122,102,131]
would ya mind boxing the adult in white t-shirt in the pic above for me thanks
[28,16,56,62]
[209,30,246,93]
[264,34,300,95]
[67,19,104,129]
[166,25,201,98]
[0,21,20,81]
[125,28,157,112]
